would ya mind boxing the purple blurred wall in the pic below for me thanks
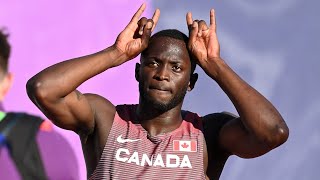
[1,0,319,179]
[0,0,151,179]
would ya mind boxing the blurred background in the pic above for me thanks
[0,0,318,179]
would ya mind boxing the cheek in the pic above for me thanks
[172,76,190,91]
[139,69,150,81]
[139,70,154,87]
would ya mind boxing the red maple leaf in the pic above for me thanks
[181,142,189,148]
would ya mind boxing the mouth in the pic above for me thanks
[148,85,171,93]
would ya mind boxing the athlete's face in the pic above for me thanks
[136,37,196,111]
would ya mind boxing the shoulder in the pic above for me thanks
[178,110,237,131]
[202,112,237,128]
[4,112,55,132]
[83,93,117,133]
[6,111,43,119]
[84,93,116,124]
[201,112,238,151]
[84,93,116,112]
[3,112,44,126]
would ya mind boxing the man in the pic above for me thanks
[0,29,79,179]
[27,4,289,180]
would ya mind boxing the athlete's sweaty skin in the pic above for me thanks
[26,4,289,179]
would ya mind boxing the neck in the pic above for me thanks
[136,101,183,136]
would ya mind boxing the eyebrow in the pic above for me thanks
[142,55,186,64]
[169,60,184,65]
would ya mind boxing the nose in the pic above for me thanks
[154,66,169,81]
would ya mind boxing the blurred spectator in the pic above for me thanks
[0,29,79,180]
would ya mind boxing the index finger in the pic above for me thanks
[186,12,193,29]
[130,3,146,24]
[151,9,160,32]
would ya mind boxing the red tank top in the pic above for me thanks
[89,104,206,180]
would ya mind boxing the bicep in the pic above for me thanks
[219,117,272,158]
[38,90,95,133]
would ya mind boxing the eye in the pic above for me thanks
[172,65,182,72]
[148,61,158,68]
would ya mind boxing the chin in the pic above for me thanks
[139,86,186,112]
[154,103,176,112]
[148,98,171,110]
[147,95,184,112]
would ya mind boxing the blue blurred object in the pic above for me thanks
[0,134,6,148]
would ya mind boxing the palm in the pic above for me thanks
[187,10,220,68]
[116,28,143,59]
[114,3,160,61]
[190,31,210,63]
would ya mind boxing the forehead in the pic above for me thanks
[142,37,190,63]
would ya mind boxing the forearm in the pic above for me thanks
[27,45,126,100]
[204,58,289,146]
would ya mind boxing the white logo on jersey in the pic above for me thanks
[115,148,192,168]
[117,135,141,143]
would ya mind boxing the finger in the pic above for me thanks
[141,19,154,49]
[210,9,217,31]
[189,21,198,46]
[151,9,160,32]
[198,20,208,36]
[186,12,193,30]
[138,17,148,35]
[198,20,208,30]
[129,3,146,25]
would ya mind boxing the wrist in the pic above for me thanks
[102,45,128,67]
[202,57,226,80]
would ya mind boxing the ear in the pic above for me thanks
[0,72,14,101]
[187,73,198,91]
[135,63,141,82]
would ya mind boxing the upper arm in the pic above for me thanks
[33,89,114,135]
[37,89,94,133]
[218,115,273,158]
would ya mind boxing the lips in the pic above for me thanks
[148,85,171,92]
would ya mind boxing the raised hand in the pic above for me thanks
[115,3,160,63]
[186,9,221,74]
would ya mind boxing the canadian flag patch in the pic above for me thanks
[173,140,197,152]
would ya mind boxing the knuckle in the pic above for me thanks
[147,19,154,24]
[199,20,206,26]
[138,17,147,25]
